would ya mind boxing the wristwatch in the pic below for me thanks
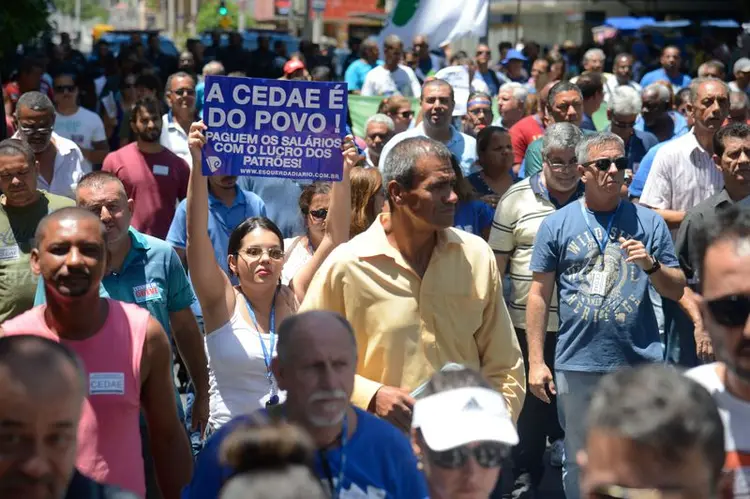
[644,256,661,275]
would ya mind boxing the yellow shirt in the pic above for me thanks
[300,214,526,421]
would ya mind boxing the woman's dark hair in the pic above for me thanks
[227,217,285,256]
[476,126,509,155]
[219,422,326,499]
[298,182,332,217]
[449,155,476,202]
[422,367,492,397]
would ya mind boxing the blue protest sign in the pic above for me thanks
[202,75,348,181]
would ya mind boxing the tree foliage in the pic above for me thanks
[0,0,53,59]
[197,0,239,33]
[53,0,108,21]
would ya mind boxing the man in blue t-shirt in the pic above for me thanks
[182,310,428,499]
[639,46,692,92]
[344,37,382,94]
[525,132,686,497]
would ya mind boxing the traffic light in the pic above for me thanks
[218,0,228,16]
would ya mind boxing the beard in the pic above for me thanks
[137,129,161,143]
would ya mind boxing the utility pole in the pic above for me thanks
[167,0,175,39]
[239,0,246,31]
[514,0,521,44]
[190,0,197,35]
[302,0,313,41]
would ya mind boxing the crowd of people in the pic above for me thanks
[1,23,750,499]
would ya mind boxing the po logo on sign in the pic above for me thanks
[206,156,222,173]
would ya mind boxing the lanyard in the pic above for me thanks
[579,199,621,257]
[243,288,279,405]
[319,413,348,499]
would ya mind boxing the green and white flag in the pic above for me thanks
[379,0,488,47]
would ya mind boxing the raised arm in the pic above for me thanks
[185,121,235,331]
[288,136,356,302]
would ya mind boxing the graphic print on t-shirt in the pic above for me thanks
[562,224,643,325]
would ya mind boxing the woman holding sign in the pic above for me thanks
[186,120,358,430]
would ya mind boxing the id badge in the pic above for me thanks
[590,270,608,296]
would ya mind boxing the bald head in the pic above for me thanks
[34,206,106,249]
[0,335,84,400]
[276,311,356,364]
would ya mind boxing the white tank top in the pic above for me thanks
[205,292,287,429]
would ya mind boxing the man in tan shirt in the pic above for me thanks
[301,136,525,431]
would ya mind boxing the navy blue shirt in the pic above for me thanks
[605,128,659,173]
[181,407,428,499]
[580,113,597,131]
[454,200,494,236]
[529,199,678,372]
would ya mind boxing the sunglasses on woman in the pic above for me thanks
[707,294,750,327]
[309,208,328,220]
[582,157,629,171]
[428,442,510,469]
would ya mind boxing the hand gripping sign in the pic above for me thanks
[202,75,348,181]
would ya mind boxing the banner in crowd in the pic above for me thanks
[378,0,488,49]
[202,75,348,181]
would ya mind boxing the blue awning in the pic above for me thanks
[604,17,656,31]
[649,20,692,29]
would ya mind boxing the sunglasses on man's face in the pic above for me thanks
[428,442,510,469]
[583,157,629,171]
[173,88,196,97]
[707,294,750,328]
[476,50,491,56]
[396,110,414,119]
[309,208,328,220]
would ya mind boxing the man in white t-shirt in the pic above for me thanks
[52,73,109,171]
[361,35,421,98]
[13,91,89,200]
[686,204,750,499]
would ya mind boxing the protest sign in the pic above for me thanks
[202,75,348,181]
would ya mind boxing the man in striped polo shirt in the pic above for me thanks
[488,122,585,498]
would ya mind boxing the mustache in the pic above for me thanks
[308,390,348,403]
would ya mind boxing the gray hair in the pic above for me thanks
[0,138,35,167]
[643,83,671,104]
[165,71,196,95]
[384,34,403,49]
[730,90,750,112]
[689,77,730,105]
[587,364,725,490]
[382,137,452,193]
[15,91,55,117]
[365,113,395,133]
[610,86,642,116]
[202,61,225,77]
[583,48,605,63]
[575,132,625,164]
[499,82,528,104]
[542,123,583,160]
[360,36,379,54]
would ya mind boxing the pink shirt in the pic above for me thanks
[102,142,190,239]
[2,299,150,497]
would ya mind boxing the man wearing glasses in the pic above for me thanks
[412,35,443,84]
[527,132,685,497]
[687,203,750,499]
[160,71,198,165]
[489,122,584,497]
[475,43,505,97]
[13,91,88,200]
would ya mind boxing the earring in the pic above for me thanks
[416,455,424,471]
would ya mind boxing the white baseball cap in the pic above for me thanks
[411,387,519,451]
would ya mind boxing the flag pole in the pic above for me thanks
[514,0,521,44]
[480,0,490,44]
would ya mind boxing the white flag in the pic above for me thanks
[378,0,488,48]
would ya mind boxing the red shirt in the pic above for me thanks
[102,143,189,239]
[509,115,545,165]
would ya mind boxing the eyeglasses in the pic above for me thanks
[18,125,53,136]
[309,208,328,220]
[54,85,76,93]
[547,160,578,170]
[396,110,414,119]
[428,442,510,469]
[706,294,750,327]
[240,246,285,261]
[173,88,196,97]
[610,118,635,129]
[367,133,390,141]
[582,157,629,171]
[476,50,491,56]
